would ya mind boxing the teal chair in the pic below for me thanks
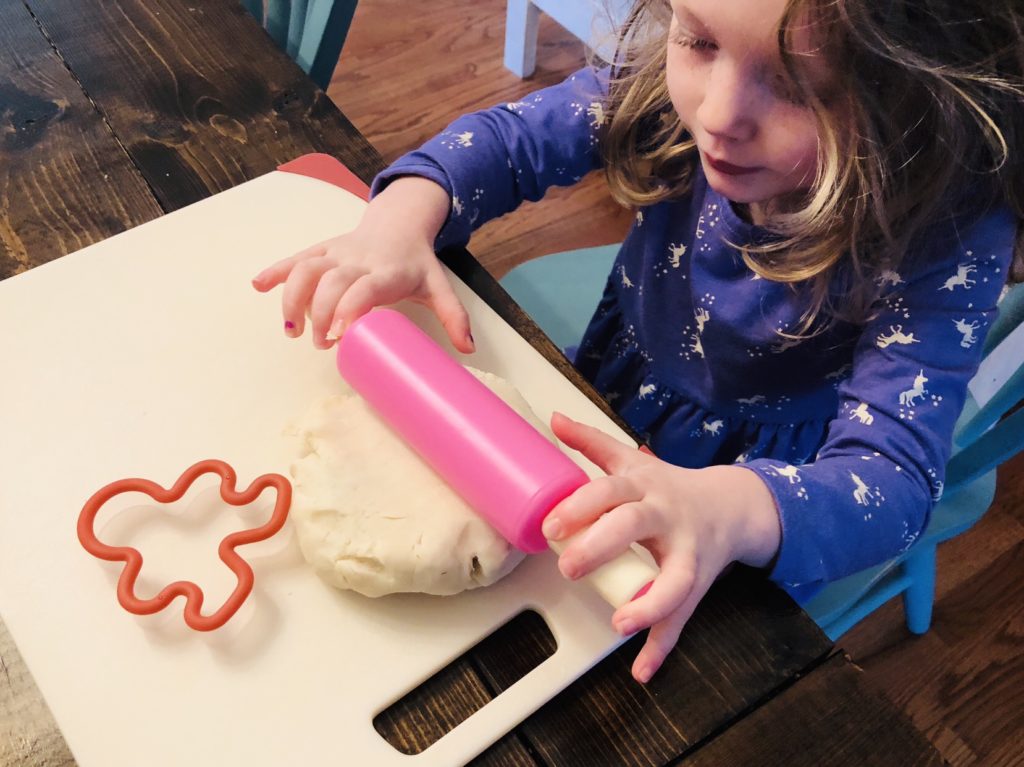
[500,249,1024,640]
[804,283,1024,639]
[242,0,357,89]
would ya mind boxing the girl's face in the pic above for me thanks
[666,0,829,222]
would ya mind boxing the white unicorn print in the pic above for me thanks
[876,325,921,349]
[689,332,705,359]
[451,196,463,216]
[694,306,710,334]
[765,464,802,484]
[694,214,706,240]
[899,370,929,407]
[638,383,657,399]
[939,263,976,291]
[669,243,687,268]
[702,419,724,436]
[737,395,766,406]
[849,402,874,425]
[771,336,803,354]
[587,102,606,128]
[824,363,853,381]
[876,269,905,288]
[952,318,981,348]
[850,472,874,505]
[455,131,474,148]
[619,265,634,288]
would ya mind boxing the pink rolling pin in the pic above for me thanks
[335,308,657,609]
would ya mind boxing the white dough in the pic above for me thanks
[289,367,556,597]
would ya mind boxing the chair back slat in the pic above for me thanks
[243,0,358,90]
[241,0,264,24]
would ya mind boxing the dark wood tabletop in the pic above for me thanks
[0,1,944,765]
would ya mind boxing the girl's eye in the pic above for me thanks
[671,30,717,53]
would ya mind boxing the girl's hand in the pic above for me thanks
[543,413,781,684]
[251,177,475,353]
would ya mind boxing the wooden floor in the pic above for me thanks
[327,3,1024,765]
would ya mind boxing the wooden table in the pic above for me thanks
[0,1,944,765]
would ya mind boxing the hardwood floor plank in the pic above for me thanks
[329,0,632,276]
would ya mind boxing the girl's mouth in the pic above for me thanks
[703,153,761,176]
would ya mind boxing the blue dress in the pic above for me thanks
[372,67,1015,596]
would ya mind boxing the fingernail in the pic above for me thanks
[328,320,346,340]
[543,517,563,540]
[284,320,297,337]
[468,332,475,348]
[636,665,653,684]
[560,560,579,580]
[617,620,637,636]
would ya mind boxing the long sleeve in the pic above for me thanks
[745,207,1017,590]
[370,67,608,250]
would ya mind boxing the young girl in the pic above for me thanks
[253,0,1024,683]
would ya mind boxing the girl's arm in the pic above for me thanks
[254,67,609,348]
[371,67,610,251]
[745,206,1016,592]
[544,205,1016,683]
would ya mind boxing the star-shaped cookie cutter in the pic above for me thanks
[77,459,291,631]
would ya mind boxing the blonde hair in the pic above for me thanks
[600,0,1024,331]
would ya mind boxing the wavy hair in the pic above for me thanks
[600,0,1024,331]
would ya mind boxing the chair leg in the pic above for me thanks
[504,0,541,78]
[903,543,937,634]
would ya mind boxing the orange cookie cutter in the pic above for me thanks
[77,459,292,631]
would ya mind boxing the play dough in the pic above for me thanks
[289,367,554,597]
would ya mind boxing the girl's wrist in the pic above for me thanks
[364,175,450,246]
[703,465,782,569]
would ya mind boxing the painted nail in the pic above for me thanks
[328,320,346,340]
[285,320,295,330]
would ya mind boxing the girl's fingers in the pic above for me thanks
[610,552,697,636]
[630,601,695,684]
[330,272,419,338]
[252,243,327,291]
[543,475,641,541]
[551,412,639,476]
[308,265,364,348]
[280,256,335,336]
[424,270,474,353]
[556,501,661,580]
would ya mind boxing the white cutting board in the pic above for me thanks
[0,156,636,766]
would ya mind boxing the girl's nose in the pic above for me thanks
[696,62,757,143]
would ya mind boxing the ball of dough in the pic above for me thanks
[289,367,555,597]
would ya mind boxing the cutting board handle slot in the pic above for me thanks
[373,609,556,755]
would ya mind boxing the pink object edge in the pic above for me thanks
[277,153,371,201]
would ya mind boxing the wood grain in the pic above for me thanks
[683,654,944,767]
[0,0,163,278]
[475,569,833,767]
[0,621,73,767]
[22,0,382,208]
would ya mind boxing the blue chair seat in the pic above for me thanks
[499,244,618,351]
